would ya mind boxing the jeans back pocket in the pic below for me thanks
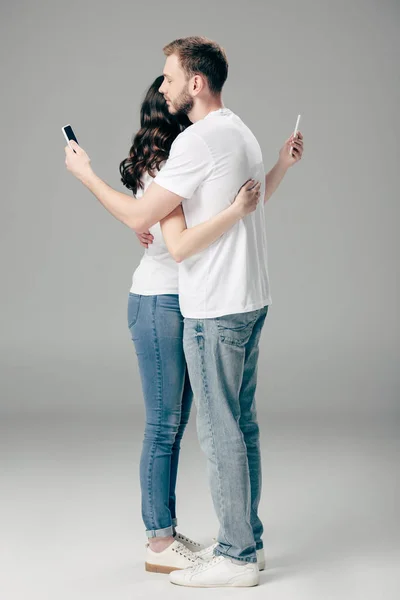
[127,293,141,329]
[215,310,259,347]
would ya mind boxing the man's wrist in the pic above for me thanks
[79,167,96,188]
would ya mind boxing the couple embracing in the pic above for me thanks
[65,35,304,588]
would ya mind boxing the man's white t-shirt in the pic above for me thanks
[154,107,272,318]
[130,170,179,295]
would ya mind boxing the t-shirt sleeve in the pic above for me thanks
[154,131,214,198]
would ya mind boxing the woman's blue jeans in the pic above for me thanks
[127,293,193,538]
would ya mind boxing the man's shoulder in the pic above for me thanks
[170,108,253,154]
[176,120,211,140]
[170,125,213,157]
[194,109,253,143]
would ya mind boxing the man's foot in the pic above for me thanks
[169,555,259,587]
[145,540,203,574]
[257,548,266,571]
[195,542,265,571]
[174,531,204,552]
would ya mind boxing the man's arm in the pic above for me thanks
[65,141,184,232]
[80,170,183,232]
[65,132,212,232]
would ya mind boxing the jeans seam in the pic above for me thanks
[239,308,267,549]
[146,295,163,532]
[196,319,226,539]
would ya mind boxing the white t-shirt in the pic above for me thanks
[154,107,272,318]
[130,170,179,295]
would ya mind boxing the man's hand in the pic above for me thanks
[135,230,154,248]
[65,140,93,181]
[278,131,304,169]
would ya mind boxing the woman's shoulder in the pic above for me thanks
[137,163,168,197]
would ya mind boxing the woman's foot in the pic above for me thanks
[148,535,175,553]
[145,540,204,574]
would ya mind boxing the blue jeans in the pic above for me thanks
[183,306,268,563]
[127,293,193,538]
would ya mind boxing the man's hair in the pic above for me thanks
[163,36,228,95]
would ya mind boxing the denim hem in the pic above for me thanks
[172,518,178,527]
[146,524,175,538]
[214,547,257,563]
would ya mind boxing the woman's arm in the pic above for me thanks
[160,180,261,262]
[265,132,304,202]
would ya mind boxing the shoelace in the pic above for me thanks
[171,542,199,563]
[176,533,202,547]
[197,542,217,557]
[190,555,223,574]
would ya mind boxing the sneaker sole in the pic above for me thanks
[145,562,184,574]
[170,579,259,588]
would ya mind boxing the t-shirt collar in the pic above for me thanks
[203,107,231,120]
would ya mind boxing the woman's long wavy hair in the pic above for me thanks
[120,76,191,195]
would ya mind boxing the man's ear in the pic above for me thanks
[192,74,205,95]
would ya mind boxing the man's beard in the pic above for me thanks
[169,84,194,116]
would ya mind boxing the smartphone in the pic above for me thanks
[290,114,301,156]
[62,124,79,152]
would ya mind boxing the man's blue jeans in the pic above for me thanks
[183,306,268,563]
[128,293,193,538]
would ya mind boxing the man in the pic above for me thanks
[65,36,303,587]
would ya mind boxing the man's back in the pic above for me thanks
[155,108,272,318]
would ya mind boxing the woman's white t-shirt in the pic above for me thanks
[130,170,179,295]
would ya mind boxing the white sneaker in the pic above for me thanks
[170,555,259,587]
[174,531,204,552]
[145,540,203,574]
[195,542,265,571]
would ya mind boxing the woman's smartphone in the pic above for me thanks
[290,114,301,156]
[62,124,79,152]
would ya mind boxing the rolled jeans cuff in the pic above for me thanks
[214,545,257,563]
[146,524,175,538]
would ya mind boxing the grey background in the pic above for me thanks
[1,0,399,598]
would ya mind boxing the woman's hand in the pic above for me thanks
[135,230,154,248]
[278,131,304,169]
[233,179,262,217]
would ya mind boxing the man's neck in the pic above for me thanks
[188,98,225,123]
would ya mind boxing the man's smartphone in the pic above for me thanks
[290,114,301,156]
[62,124,79,152]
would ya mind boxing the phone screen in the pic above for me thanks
[63,125,79,145]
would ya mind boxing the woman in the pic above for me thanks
[119,76,261,574]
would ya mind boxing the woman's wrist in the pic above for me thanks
[229,200,245,220]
